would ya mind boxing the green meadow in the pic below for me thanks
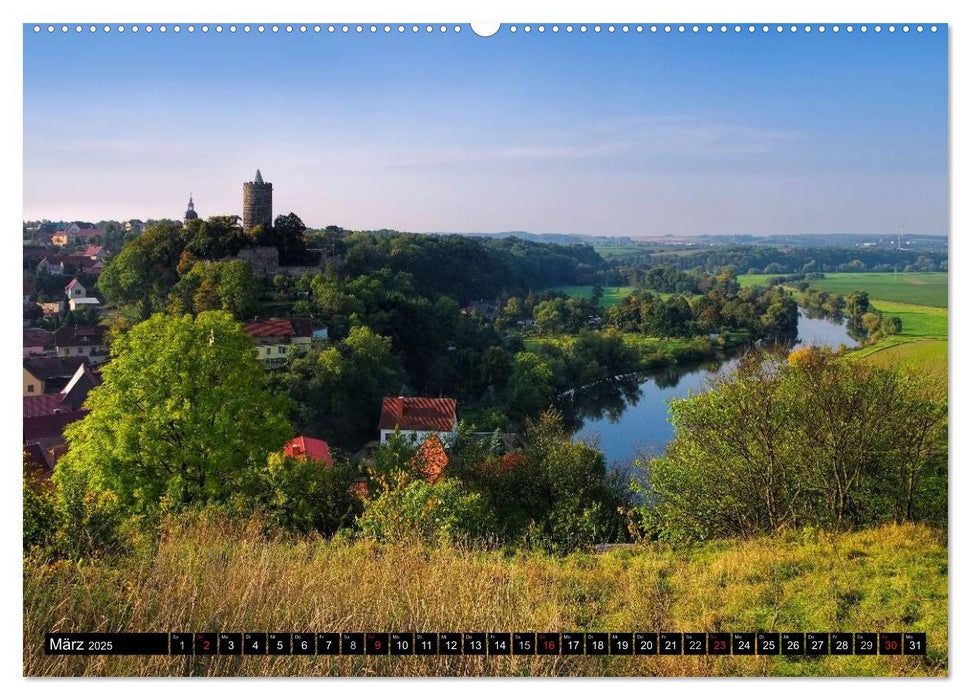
[542,285,636,308]
[738,272,947,308]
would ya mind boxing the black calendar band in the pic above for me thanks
[44,632,926,656]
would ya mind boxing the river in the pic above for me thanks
[570,310,859,469]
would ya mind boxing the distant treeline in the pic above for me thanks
[606,245,947,278]
[339,232,603,303]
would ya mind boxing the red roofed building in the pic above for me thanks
[244,317,313,366]
[54,325,107,362]
[378,396,457,446]
[283,436,334,467]
[82,246,105,261]
[52,222,106,246]
[24,329,54,357]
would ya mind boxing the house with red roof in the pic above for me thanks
[23,356,89,395]
[378,396,458,446]
[65,278,86,300]
[244,317,313,367]
[51,222,106,246]
[23,329,54,357]
[82,246,105,261]
[283,436,334,467]
[54,325,107,362]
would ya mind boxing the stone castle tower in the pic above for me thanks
[242,169,273,232]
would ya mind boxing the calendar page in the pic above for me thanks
[21,14,948,681]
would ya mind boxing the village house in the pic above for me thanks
[82,245,106,262]
[53,325,108,362]
[378,396,458,446]
[64,278,86,300]
[23,329,54,358]
[36,257,64,275]
[23,356,89,395]
[23,363,102,476]
[32,225,58,246]
[37,255,91,276]
[51,222,106,246]
[244,317,313,367]
[283,436,334,467]
[460,299,498,321]
[65,278,101,311]
[124,219,144,235]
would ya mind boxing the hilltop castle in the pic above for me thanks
[180,170,274,231]
[242,169,273,232]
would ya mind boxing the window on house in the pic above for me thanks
[27,384,35,393]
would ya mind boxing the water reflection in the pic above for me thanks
[569,310,859,469]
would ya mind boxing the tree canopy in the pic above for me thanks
[57,312,292,516]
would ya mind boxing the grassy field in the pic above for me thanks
[869,301,948,339]
[592,245,646,259]
[24,518,947,677]
[738,272,947,308]
[543,285,636,308]
[856,339,948,392]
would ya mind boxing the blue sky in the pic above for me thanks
[23,25,947,236]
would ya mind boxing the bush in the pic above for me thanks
[636,348,947,541]
[356,472,492,544]
[258,453,362,535]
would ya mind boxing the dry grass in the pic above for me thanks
[24,517,947,677]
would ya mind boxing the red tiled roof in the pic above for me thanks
[244,318,295,338]
[23,394,66,418]
[23,409,87,443]
[283,436,334,466]
[24,329,53,348]
[24,356,89,380]
[83,246,103,257]
[54,325,106,347]
[64,278,83,291]
[379,396,457,432]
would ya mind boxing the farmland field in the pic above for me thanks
[869,301,948,339]
[543,285,635,308]
[738,272,948,308]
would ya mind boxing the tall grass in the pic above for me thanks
[24,516,947,677]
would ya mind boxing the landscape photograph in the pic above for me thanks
[21,21,948,677]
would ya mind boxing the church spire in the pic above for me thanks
[184,193,199,222]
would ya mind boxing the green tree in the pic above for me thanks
[272,325,405,447]
[258,453,362,535]
[98,222,186,318]
[638,348,947,541]
[56,312,292,518]
[506,351,554,418]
